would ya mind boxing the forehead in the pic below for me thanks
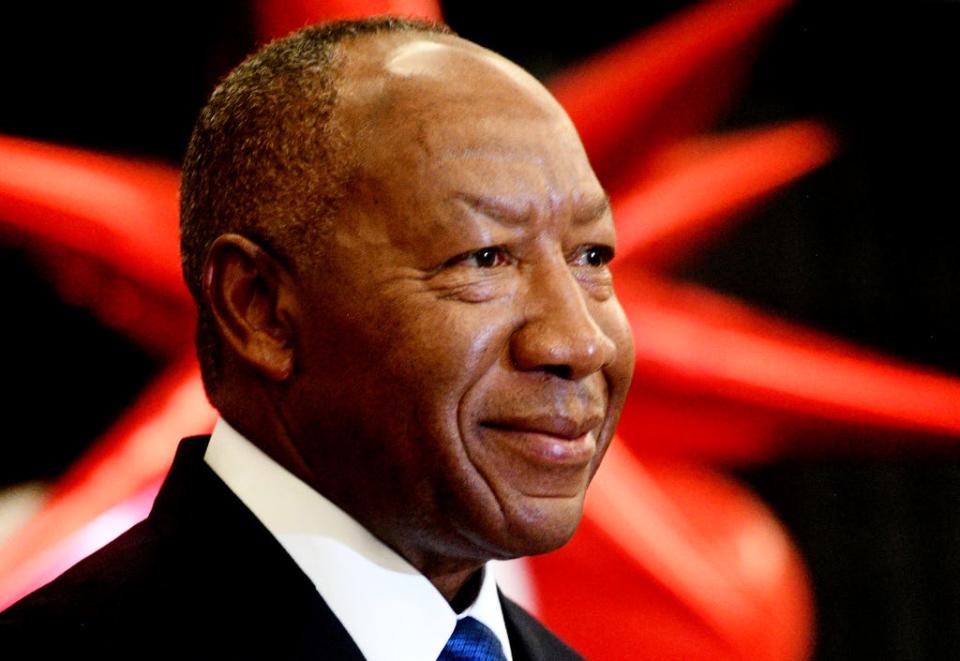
[332,34,603,221]
[337,32,560,123]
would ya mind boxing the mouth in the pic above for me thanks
[479,414,604,466]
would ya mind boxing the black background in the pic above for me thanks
[1,2,958,658]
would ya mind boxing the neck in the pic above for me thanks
[216,387,320,491]
[218,390,492,609]
[433,565,485,610]
[450,568,485,613]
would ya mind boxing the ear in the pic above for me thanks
[202,233,299,382]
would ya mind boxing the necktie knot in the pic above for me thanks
[438,616,508,661]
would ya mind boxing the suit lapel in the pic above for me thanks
[149,436,367,661]
[499,592,585,661]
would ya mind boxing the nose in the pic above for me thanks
[510,260,617,381]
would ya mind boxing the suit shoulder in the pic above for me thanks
[0,517,190,657]
[0,517,173,624]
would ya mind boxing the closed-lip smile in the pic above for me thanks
[479,413,604,465]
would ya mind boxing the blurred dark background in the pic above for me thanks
[1,2,958,658]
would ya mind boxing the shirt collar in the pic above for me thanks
[204,417,513,661]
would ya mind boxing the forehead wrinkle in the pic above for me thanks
[438,144,548,164]
[454,189,612,231]
[455,192,535,228]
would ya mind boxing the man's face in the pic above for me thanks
[284,34,634,567]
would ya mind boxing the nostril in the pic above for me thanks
[544,364,572,380]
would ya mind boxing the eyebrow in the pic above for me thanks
[576,193,613,225]
[455,191,612,227]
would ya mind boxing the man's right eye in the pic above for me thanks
[446,246,512,269]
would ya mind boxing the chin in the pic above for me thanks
[496,493,586,558]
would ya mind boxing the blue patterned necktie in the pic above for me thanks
[437,616,508,661]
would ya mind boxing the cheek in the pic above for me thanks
[378,303,518,482]
[383,301,515,386]
[592,300,635,455]
[320,298,519,467]
[602,299,635,386]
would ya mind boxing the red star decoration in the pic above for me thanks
[1,1,958,658]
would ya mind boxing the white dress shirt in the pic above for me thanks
[204,418,514,661]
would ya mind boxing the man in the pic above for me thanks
[1,17,634,660]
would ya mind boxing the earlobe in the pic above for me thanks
[202,233,299,382]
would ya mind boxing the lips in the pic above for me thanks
[479,413,604,466]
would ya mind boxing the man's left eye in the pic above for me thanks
[574,245,614,267]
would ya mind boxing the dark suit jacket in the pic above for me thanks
[1,436,584,660]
